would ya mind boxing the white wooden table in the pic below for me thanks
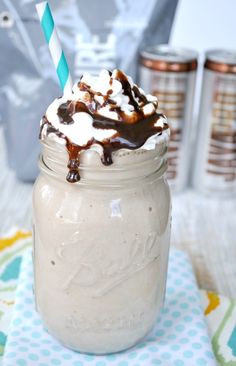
[0,128,235,298]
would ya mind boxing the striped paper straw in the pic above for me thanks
[36,1,73,95]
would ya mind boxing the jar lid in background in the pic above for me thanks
[205,49,236,74]
[140,44,198,72]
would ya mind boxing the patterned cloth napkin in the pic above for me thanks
[0,230,236,366]
[0,230,32,361]
[201,291,236,365]
[1,231,217,366]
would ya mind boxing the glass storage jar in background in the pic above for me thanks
[32,136,171,354]
[139,45,198,193]
[193,49,236,196]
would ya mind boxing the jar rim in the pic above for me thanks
[39,155,168,188]
[39,136,168,186]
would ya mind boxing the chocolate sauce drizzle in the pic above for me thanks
[40,70,168,183]
[57,102,74,124]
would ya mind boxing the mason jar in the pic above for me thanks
[32,136,171,354]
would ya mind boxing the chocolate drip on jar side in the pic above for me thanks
[39,116,90,183]
[65,138,96,183]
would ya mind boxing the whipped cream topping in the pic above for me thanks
[40,69,169,182]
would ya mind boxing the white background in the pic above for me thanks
[170,0,236,54]
[168,0,236,116]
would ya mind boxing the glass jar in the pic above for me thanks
[32,137,171,354]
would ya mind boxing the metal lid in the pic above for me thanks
[205,49,236,74]
[140,44,198,72]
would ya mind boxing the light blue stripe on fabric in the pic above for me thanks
[56,52,69,90]
[41,3,54,43]
[228,325,236,357]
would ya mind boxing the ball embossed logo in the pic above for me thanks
[57,231,160,297]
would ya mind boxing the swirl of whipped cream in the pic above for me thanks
[40,69,169,182]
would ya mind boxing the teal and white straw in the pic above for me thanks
[36,1,73,95]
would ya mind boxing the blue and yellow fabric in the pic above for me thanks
[201,291,236,365]
[0,231,31,360]
[0,231,235,365]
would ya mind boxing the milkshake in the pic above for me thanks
[33,69,171,354]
